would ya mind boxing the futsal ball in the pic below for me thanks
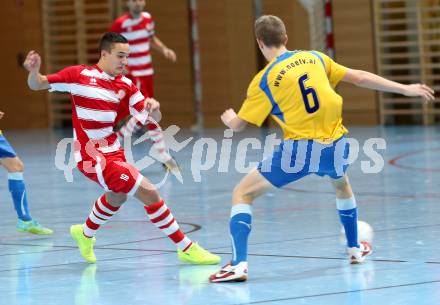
[339,221,374,245]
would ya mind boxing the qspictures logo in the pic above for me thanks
[54,124,386,189]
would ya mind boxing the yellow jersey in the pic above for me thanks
[238,50,348,143]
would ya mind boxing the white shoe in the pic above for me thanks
[209,261,248,283]
[348,241,373,264]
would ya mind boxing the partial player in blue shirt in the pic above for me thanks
[0,110,52,235]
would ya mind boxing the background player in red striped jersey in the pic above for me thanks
[0,111,52,235]
[23,32,219,265]
[110,0,178,171]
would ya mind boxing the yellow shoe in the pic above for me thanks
[162,157,180,172]
[70,224,96,263]
[162,157,183,183]
[178,243,220,265]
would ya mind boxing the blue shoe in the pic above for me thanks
[16,219,53,235]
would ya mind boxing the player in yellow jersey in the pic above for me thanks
[0,111,52,235]
[209,15,435,283]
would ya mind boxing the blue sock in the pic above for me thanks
[230,204,252,266]
[8,172,32,221]
[336,196,358,248]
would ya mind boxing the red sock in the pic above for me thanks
[144,200,192,251]
[83,195,120,238]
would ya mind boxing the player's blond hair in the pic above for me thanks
[254,15,287,48]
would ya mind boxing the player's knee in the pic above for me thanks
[7,158,24,172]
[233,184,255,203]
[136,184,161,205]
[106,192,127,207]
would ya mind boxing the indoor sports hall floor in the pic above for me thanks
[0,126,439,305]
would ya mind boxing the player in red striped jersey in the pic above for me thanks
[23,32,219,265]
[110,0,178,171]
[110,0,176,94]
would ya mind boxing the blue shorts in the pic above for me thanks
[257,136,350,188]
[0,134,17,158]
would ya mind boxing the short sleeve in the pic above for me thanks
[237,73,273,127]
[317,51,348,88]
[46,66,81,92]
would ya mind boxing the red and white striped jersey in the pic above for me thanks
[47,65,147,161]
[110,12,155,77]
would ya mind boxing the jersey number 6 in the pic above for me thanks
[298,73,320,113]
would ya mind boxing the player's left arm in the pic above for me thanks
[221,109,247,132]
[342,68,435,102]
[151,36,177,62]
[0,111,4,120]
[144,98,162,122]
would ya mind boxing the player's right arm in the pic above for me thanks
[342,68,435,102]
[232,71,272,131]
[23,50,49,91]
[221,109,247,132]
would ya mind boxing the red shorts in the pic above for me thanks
[77,150,143,195]
[129,75,154,98]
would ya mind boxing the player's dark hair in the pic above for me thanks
[254,15,287,48]
[99,32,128,53]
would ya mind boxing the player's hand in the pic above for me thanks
[221,108,238,127]
[23,50,42,73]
[404,84,435,102]
[144,98,160,112]
[163,48,177,62]
[0,111,4,120]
